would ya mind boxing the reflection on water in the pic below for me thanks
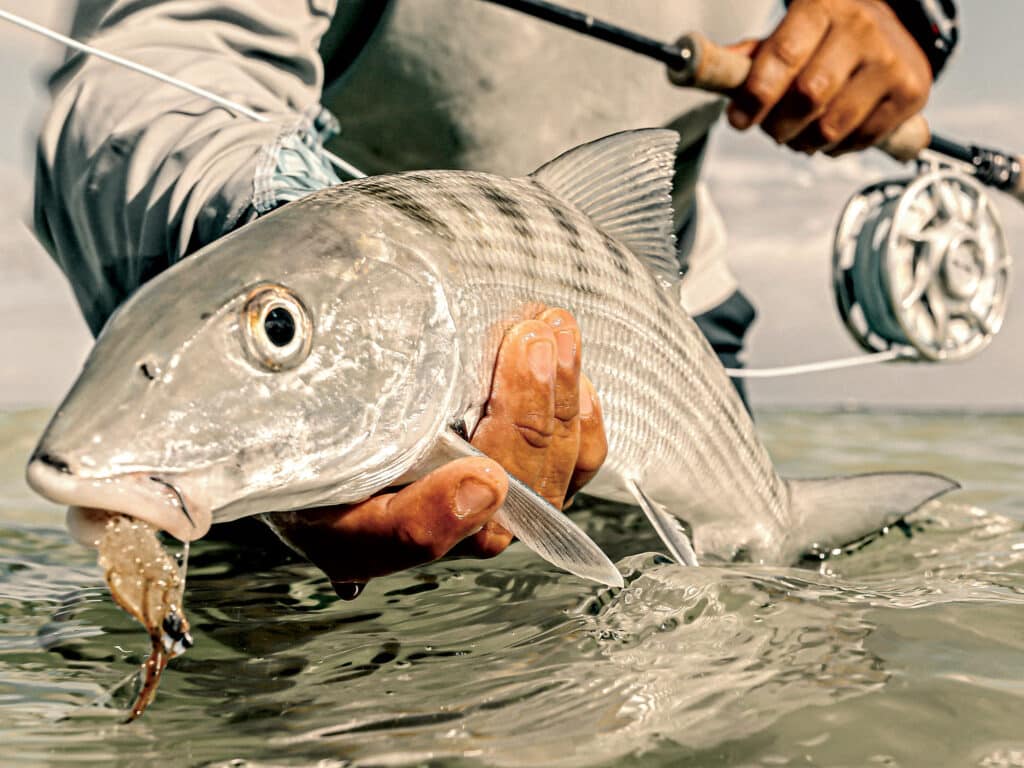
[2,409,1024,767]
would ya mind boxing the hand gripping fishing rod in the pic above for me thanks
[3,6,1017,373]
[484,0,1020,371]
[481,0,1023,202]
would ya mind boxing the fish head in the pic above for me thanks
[27,193,461,542]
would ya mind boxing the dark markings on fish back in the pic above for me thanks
[401,173,435,187]
[546,202,585,254]
[459,176,784,517]
[355,177,454,240]
[475,180,534,241]
[444,190,473,215]
[600,230,632,276]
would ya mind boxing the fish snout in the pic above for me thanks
[25,456,211,544]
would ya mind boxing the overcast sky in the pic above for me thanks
[2,1,1022,410]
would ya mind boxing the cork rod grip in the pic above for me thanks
[672,32,932,163]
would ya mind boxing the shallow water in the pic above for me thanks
[2,408,1024,767]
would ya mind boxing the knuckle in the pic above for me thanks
[818,113,850,143]
[896,73,926,105]
[553,392,579,420]
[847,6,873,33]
[795,72,830,107]
[744,73,777,107]
[766,36,805,69]
[515,413,555,448]
[876,48,898,71]
[793,0,828,21]
[398,520,447,560]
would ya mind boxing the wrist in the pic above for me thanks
[781,0,958,77]
[877,0,958,77]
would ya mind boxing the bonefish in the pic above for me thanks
[27,129,957,586]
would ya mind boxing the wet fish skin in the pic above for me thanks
[27,130,956,566]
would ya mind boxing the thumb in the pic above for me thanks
[398,457,509,546]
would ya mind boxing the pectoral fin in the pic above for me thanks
[626,479,699,567]
[441,429,623,588]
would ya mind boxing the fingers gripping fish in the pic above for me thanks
[27,129,958,618]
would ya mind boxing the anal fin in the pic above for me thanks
[626,479,698,567]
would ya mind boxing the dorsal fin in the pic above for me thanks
[530,129,681,284]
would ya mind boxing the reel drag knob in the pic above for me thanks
[833,170,1011,362]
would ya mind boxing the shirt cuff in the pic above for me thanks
[253,105,344,215]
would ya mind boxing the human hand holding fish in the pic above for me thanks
[265,306,607,598]
[27,130,963,722]
[71,306,606,718]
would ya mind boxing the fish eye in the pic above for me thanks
[264,306,295,347]
[240,285,312,371]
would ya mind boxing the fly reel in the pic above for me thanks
[833,166,1011,362]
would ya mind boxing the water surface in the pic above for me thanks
[2,409,1023,767]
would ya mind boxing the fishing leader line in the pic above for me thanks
[0,10,367,180]
[724,349,911,379]
[2,10,1005,380]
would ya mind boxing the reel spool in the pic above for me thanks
[834,166,1011,362]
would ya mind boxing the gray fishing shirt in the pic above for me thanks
[35,0,777,336]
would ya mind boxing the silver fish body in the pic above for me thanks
[28,130,956,567]
[363,170,790,559]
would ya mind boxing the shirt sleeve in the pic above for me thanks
[34,0,344,336]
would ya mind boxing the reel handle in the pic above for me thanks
[668,32,931,163]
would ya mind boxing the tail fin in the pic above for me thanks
[787,472,960,558]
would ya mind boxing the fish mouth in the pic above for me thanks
[26,455,212,544]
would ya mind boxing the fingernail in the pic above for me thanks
[455,478,497,518]
[555,329,576,368]
[527,338,555,382]
[728,106,751,130]
[580,384,594,417]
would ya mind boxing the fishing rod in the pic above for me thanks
[484,0,1019,369]
[481,0,1023,200]
[1,8,1015,373]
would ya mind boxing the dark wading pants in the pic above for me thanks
[694,290,756,412]
[670,119,756,413]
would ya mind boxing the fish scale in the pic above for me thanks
[338,165,791,555]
